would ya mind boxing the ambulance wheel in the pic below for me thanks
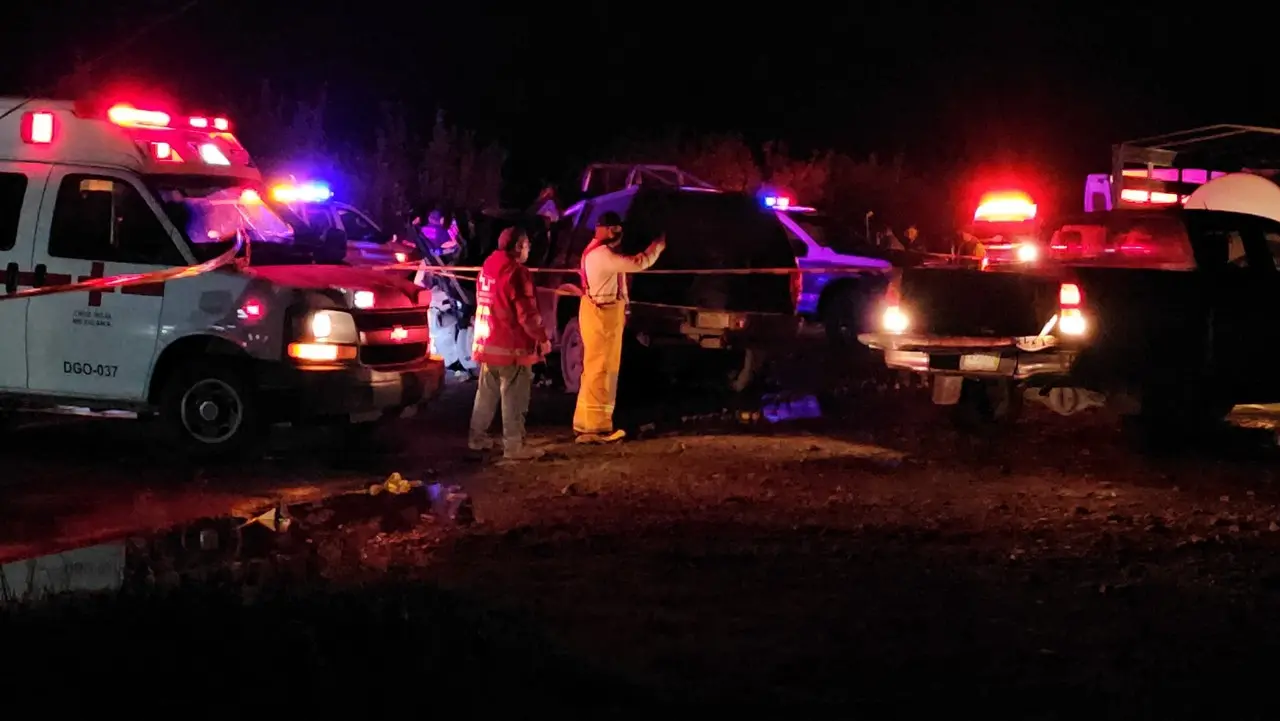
[160,361,260,455]
[559,317,585,395]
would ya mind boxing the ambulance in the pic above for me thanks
[0,96,444,453]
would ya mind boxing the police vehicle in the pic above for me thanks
[266,181,420,271]
[767,194,894,345]
[0,96,443,453]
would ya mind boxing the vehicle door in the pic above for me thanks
[0,165,48,392]
[26,168,189,401]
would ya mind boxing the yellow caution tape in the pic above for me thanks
[0,236,243,302]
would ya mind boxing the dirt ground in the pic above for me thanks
[7,335,1280,716]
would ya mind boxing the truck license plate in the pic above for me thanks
[959,353,1001,372]
[696,311,731,329]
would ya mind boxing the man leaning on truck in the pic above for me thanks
[573,211,665,444]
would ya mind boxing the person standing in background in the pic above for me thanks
[468,228,551,460]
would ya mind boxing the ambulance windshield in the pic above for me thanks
[150,176,296,260]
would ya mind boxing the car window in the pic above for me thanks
[49,175,183,265]
[306,208,333,232]
[784,227,809,258]
[0,172,28,251]
[338,209,377,241]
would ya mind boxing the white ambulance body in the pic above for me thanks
[0,97,444,452]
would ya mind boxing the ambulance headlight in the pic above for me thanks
[307,310,357,343]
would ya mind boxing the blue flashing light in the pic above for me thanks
[763,194,793,210]
[271,181,333,204]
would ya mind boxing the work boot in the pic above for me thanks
[503,445,545,461]
[574,429,626,444]
[468,436,496,452]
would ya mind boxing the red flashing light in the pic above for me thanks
[1120,188,1183,205]
[189,116,209,128]
[213,117,230,131]
[20,111,55,144]
[107,103,171,128]
[974,191,1037,222]
[152,142,172,160]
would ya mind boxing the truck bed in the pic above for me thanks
[891,264,1211,386]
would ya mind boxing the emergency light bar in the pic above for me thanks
[762,194,817,213]
[1116,167,1224,206]
[974,191,1037,222]
[270,182,333,203]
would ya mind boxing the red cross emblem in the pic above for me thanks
[77,261,108,307]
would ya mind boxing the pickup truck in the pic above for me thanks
[857,172,1280,437]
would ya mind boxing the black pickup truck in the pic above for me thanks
[858,204,1280,435]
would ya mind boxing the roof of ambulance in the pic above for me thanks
[0,96,262,182]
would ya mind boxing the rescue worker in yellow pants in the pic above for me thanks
[573,211,666,444]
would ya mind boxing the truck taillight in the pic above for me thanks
[1059,283,1081,307]
[881,274,908,334]
[1058,282,1086,336]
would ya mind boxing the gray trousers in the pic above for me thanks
[468,363,533,452]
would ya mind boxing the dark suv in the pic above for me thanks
[534,186,801,393]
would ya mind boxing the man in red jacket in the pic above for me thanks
[468,227,551,460]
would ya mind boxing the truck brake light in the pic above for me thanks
[1059,283,1081,308]
[1058,282,1086,336]
[880,274,908,334]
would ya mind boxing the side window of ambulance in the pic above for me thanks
[49,175,183,265]
[0,172,28,251]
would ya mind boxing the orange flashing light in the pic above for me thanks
[974,191,1037,222]
[107,103,171,128]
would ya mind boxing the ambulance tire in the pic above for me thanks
[160,361,261,456]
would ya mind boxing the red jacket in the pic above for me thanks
[471,251,547,366]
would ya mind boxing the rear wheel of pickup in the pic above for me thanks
[160,360,261,456]
[824,284,870,348]
[726,348,765,394]
[559,317,585,395]
[951,378,1021,428]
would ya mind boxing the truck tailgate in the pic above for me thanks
[901,267,1062,338]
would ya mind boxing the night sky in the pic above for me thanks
[3,1,1275,205]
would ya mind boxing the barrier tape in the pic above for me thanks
[375,248,984,276]
[0,237,243,302]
